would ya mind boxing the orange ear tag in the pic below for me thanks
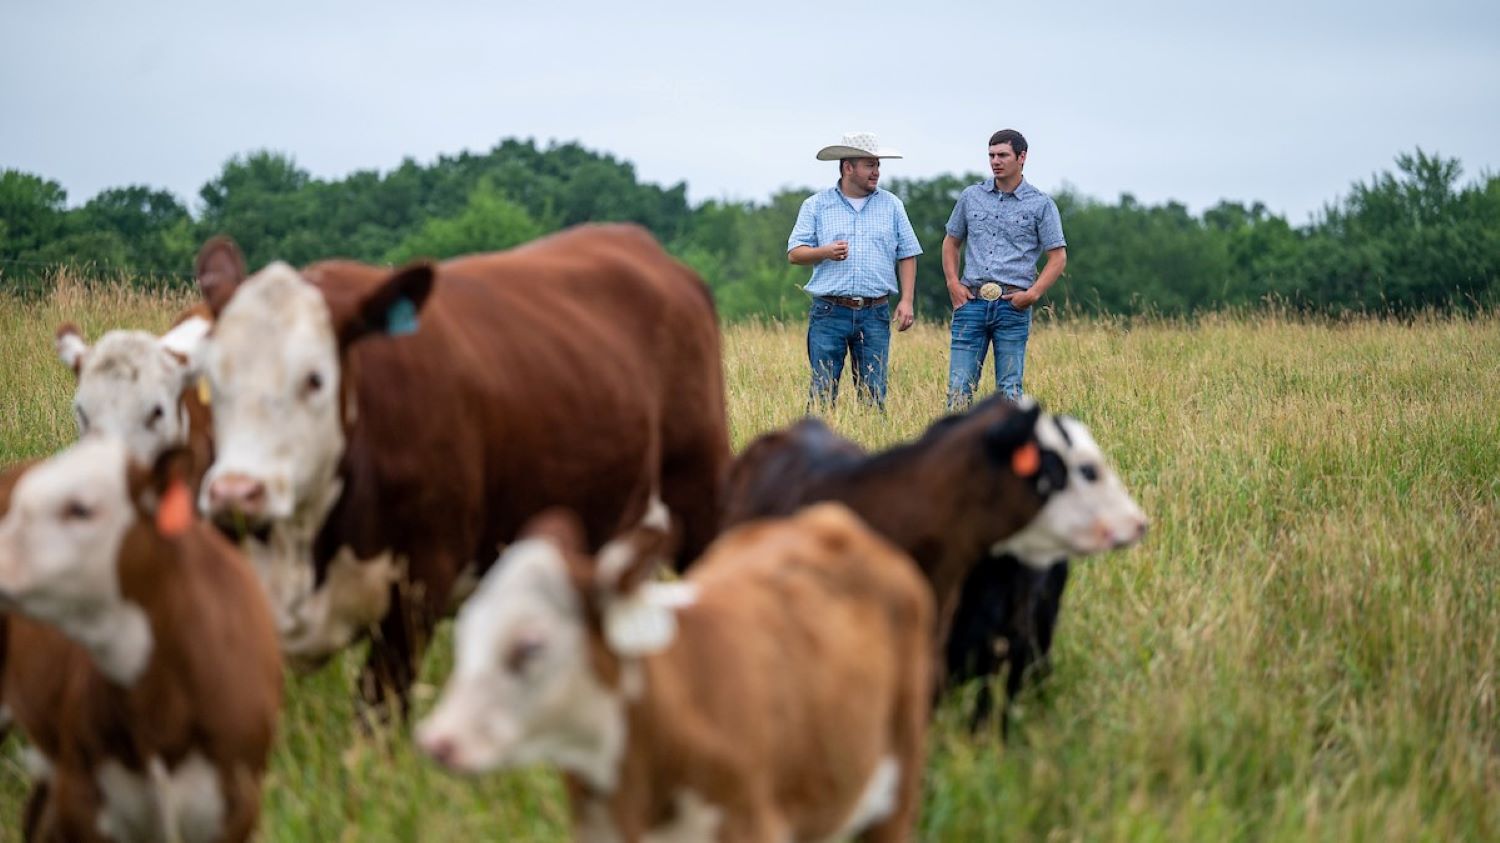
[196,376,212,406]
[1012,441,1041,477]
[156,478,194,537]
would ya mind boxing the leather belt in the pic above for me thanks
[969,282,1026,301]
[819,294,889,310]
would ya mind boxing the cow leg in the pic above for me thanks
[357,555,460,724]
[658,444,725,572]
[357,582,421,725]
[22,779,50,842]
[1033,560,1070,665]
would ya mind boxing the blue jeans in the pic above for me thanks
[947,297,1031,408]
[807,298,891,409]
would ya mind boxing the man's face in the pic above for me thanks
[990,143,1026,183]
[843,157,880,195]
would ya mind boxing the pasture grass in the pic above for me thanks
[2,285,1497,841]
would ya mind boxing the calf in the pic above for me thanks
[721,397,1147,718]
[945,555,1069,729]
[52,237,243,488]
[418,503,933,842]
[0,439,282,842]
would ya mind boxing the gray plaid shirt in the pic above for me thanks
[945,179,1066,289]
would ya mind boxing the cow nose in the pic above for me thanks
[1113,518,1149,549]
[207,473,267,520]
[421,734,460,769]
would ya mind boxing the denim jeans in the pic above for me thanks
[807,298,892,410]
[947,297,1031,409]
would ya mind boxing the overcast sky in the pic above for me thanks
[3,0,1497,225]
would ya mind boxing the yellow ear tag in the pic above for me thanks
[196,376,212,406]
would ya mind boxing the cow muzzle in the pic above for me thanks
[206,472,270,526]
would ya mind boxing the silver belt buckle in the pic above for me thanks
[978,282,1003,301]
[850,296,865,308]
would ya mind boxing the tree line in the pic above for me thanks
[3,140,1496,319]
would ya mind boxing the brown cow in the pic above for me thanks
[720,397,1148,704]
[194,224,730,713]
[418,502,933,842]
[0,438,282,842]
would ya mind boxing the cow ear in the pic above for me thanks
[340,263,434,347]
[594,524,685,658]
[157,316,212,389]
[127,447,196,537]
[55,323,89,376]
[984,400,1042,469]
[594,523,675,599]
[196,236,247,318]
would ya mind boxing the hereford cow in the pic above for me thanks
[0,439,282,842]
[52,236,245,488]
[720,397,1147,719]
[418,502,933,842]
[194,224,729,713]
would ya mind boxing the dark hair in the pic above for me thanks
[989,129,1028,155]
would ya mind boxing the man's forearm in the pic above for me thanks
[942,236,963,286]
[1031,248,1068,298]
[789,245,825,266]
[897,257,916,302]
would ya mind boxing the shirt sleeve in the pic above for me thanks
[787,196,819,253]
[1039,196,1066,251]
[894,200,923,259]
[945,191,967,240]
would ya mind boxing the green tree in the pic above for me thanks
[385,180,547,264]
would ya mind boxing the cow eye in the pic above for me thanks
[504,638,544,674]
[62,500,94,521]
[303,372,323,395]
[145,404,165,429]
[1079,464,1100,483]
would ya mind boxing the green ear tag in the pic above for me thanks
[386,298,419,337]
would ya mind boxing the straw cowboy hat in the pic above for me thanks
[815,131,904,161]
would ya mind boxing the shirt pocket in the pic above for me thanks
[1002,212,1037,245]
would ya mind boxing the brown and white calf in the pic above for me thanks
[720,396,1148,708]
[0,438,282,842]
[52,237,244,488]
[418,503,934,842]
[193,225,730,713]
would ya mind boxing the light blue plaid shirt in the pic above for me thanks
[945,179,1066,289]
[787,185,923,298]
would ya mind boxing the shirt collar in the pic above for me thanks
[982,178,1030,198]
[830,182,881,206]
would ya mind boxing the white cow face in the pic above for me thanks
[58,322,206,465]
[199,264,347,526]
[417,536,625,782]
[999,413,1149,567]
[0,437,136,629]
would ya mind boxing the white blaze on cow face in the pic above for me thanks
[999,414,1149,567]
[0,437,154,683]
[63,327,201,464]
[200,263,346,526]
[417,538,626,788]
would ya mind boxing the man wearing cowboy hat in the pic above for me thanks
[942,128,1068,408]
[787,131,922,410]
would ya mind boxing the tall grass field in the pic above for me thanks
[2,283,1496,841]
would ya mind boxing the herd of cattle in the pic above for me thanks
[0,224,1146,842]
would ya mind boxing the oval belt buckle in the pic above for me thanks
[979,282,1003,301]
